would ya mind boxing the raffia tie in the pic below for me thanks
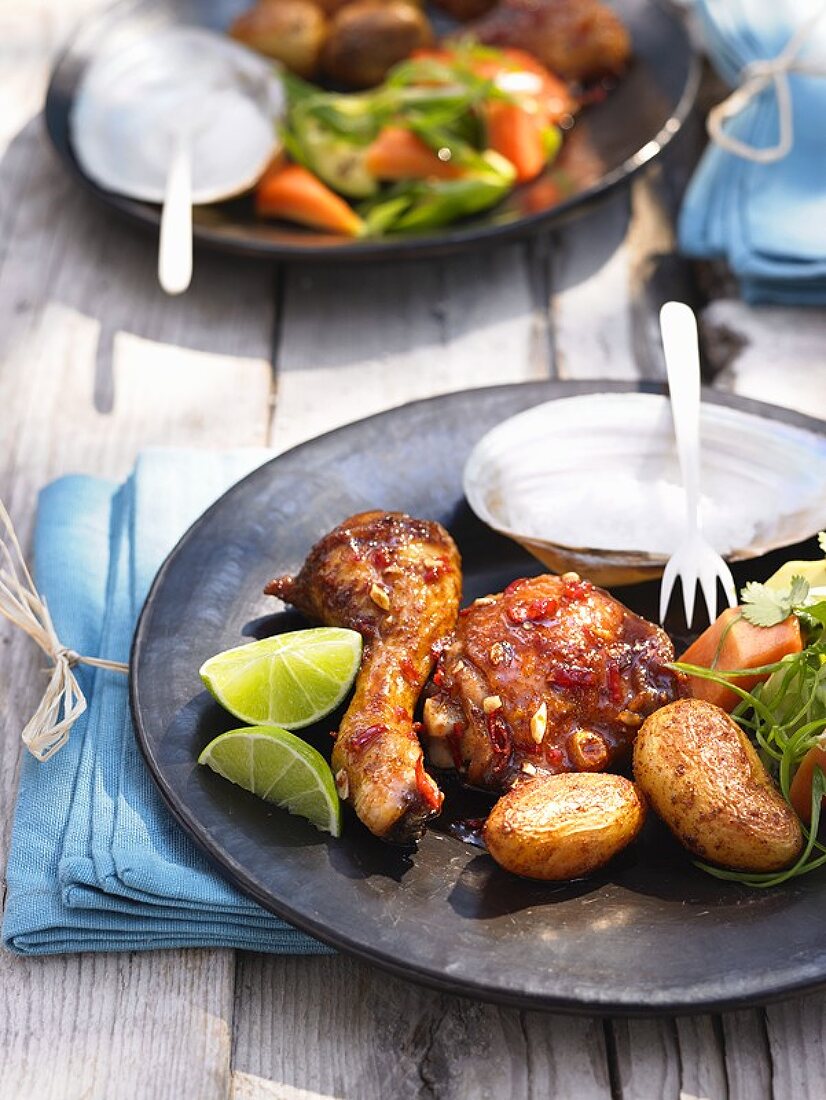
[707,1,826,164]
[0,500,128,762]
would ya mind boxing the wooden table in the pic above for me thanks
[3,3,826,1097]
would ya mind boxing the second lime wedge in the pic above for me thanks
[198,725,342,836]
[200,627,362,729]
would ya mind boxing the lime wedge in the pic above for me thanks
[200,627,362,729]
[198,725,342,836]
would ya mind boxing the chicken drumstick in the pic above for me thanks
[265,510,461,843]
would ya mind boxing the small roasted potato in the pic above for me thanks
[230,0,328,79]
[634,699,803,873]
[322,0,433,88]
[483,773,646,881]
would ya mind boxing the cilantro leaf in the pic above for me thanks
[740,575,811,627]
[740,582,793,626]
[788,574,811,608]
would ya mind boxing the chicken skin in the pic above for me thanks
[423,573,684,792]
[467,0,632,83]
[265,511,461,843]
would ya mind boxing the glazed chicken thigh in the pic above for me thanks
[265,511,461,843]
[423,573,684,792]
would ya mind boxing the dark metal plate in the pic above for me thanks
[131,381,826,1014]
[46,0,700,263]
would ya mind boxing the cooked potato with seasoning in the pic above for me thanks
[633,699,803,873]
[230,0,328,78]
[322,0,433,88]
[482,773,646,881]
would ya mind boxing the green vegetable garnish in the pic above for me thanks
[741,574,811,627]
[276,46,562,236]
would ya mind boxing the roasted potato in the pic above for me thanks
[633,699,803,873]
[322,0,433,88]
[230,0,328,79]
[483,773,646,881]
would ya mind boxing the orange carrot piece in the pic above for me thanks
[485,100,545,182]
[790,743,826,823]
[255,163,363,237]
[679,607,803,712]
[365,127,463,181]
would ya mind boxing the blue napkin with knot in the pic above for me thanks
[2,450,330,955]
[679,0,826,304]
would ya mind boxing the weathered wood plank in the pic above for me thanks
[702,299,826,419]
[765,992,826,1099]
[720,1010,772,1100]
[232,954,612,1100]
[0,949,236,1100]
[0,5,277,1098]
[674,1016,729,1100]
[268,244,550,452]
[609,1018,681,1099]
[548,189,640,381]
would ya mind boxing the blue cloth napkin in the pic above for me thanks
[2,450,330,955]
[679,0,826,303]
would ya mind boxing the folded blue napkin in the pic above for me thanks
[2,450,330,955]
[679,0,826,303]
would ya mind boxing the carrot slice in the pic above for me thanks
[365,127,463,181]
[679,608,803,712]
[484,100,545,182]
[255,163,363,237]
[790,743,826,823]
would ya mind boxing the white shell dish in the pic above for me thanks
[463,393,826,586]
[70,27,285,205]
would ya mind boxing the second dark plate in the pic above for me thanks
[45,0,699,263]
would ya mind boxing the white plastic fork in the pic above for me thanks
[658,301,737,628]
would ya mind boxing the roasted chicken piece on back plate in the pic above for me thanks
[265,510,461,843]
[423,573,684,792]
[466,0,632,83]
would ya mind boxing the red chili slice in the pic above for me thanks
[399,658,418,684]
[349,724,387,751]
[486,711,511,757]
[605,662,624,704]
[549,665,595,689]
[368,547,390,569]
[507,597,558,625]
[415,758,443,812]
[423,556,449,582]
[563,578,592,601]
